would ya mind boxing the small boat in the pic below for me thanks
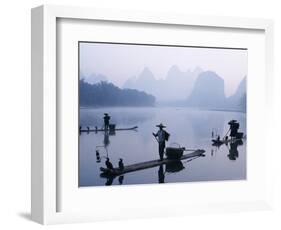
[80,126,138,132]
[212,133,245,146]
[211,139,225,146]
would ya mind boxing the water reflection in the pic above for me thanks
[210,139,244,161]
[227,139,243,161]
[80,107,155,127]
[165,161,185,173]
[104,130,110,147]
[158,165,165,183]
[118,175,124,185]
[105,176,114,186]
[190,111,225,140]
[79,107,246,186]
[99,156,204,185]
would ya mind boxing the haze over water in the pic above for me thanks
[79,107,246,186]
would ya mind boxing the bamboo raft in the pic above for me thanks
[100,149,205,177]
[80,126,138,132]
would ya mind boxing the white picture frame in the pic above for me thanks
[31,5,274,225]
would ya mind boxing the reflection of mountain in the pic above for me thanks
[80,80,155,107]
[123,66,202,102]
[189,111,226,140]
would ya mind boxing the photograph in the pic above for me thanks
[78,42,247,187]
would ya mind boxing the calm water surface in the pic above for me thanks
[79,107,246,186]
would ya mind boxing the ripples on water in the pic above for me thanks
[79,107,246,186]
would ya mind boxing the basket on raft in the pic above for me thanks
[165,143,185,160]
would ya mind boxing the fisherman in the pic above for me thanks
[87,126,90,132]
[105,157,114,170]
[153,123,170,161]
[228,120,240,140]
[103,113,111,130]
[118,158,124,171]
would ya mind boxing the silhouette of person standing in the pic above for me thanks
[153,123,169,161]
[103,113,110,130]
[228,120,239,140]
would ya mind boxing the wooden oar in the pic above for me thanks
[222,128,231,140]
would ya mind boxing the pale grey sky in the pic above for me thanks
[79,42,247,97]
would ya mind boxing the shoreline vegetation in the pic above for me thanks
[80,80,156,107]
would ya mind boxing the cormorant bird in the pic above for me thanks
[87,126,90,131]
[105,158,113,170]
[118,158,124,171]
[96,150,101,162]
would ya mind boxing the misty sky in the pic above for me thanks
[79,42,247,97]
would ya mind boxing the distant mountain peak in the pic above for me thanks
[168,65,180,72]
[138,67,155,82]
[197,71,223,82]
[141,66,153,74]
[188,71,226,108]
[123,66,203,101]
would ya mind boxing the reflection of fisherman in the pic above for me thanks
[103,130,110,147]
[158,165,165,183]
[228,141,240,160]
[103,113,110,130]
[228,120,239,140]
[153,123,170,161]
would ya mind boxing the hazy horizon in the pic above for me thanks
[79,42,247,97]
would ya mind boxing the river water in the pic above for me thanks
[79,107,246,186]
